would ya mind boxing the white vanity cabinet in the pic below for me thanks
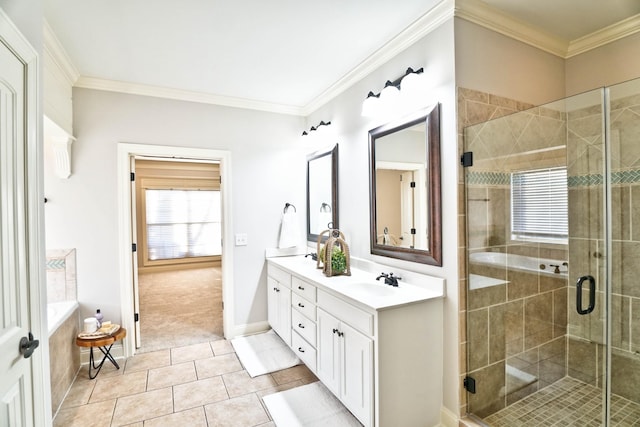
[317,306,373,426]
[290,276,318,371]
[267,265,292,346]
[266,257,444,427]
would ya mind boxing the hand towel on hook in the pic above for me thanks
[278,203,300,248]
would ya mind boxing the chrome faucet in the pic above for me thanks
[376,272,401,287]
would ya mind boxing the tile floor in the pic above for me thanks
[483,377,640,426]
[54,339,318,426]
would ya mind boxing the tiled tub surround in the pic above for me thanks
[460,84,640,422]
[46,249,80,417]
[46,248,77,303]
[49,303,80,416]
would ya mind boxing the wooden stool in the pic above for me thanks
[76,328,126,379]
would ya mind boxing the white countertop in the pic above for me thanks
[267,255,444,312]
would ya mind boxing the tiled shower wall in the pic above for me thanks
[458,86,640,419]
[457,87,535,416]
[565,91,640,403]
[459,88,569,418]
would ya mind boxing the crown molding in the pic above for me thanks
[455,0,640,60]
[302,0,455,115]
[58,0,640,116]
[74,76,305,116]
[72,0,455,117]
[43,20,80,85]
[454,0,568,57]
[566,13,640,58]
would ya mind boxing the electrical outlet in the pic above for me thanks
[235,233,248,246]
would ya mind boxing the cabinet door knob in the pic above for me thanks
[298,302,304,308]
[298,323,305,328]
[298,347,305,353]
[298,286,304,290]
[338,331,344,337]
[332,328,338,334]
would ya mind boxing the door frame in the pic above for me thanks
[0,8,50,425]
[117,143,234,357]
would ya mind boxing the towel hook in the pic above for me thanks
[320,202,332,212]
[284,202,296,213]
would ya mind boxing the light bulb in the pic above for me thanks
[379,81,400,102]
[362,92,380,117]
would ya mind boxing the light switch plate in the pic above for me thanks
[235,233,248,246]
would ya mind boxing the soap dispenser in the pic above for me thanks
[95,309,103,328]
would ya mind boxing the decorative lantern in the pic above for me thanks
[317,227,351,277]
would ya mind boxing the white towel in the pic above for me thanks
[279,210,300,248]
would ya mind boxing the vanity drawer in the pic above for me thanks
[292,294,316,321]
[292,331,316,372]
[317,290,373,336]
[292,276,316,302]
[268,265,291,288]
[292,309,316,347]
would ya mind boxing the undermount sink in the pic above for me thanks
[346,282,396,296]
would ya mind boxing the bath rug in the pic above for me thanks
[263,381,362,427]
[231,330,301,377]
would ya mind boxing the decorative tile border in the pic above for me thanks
[466,171,510,186]
[612,169,640,184]
[468,170,640,187]
[46,259,66,270]
[567,174,603,187]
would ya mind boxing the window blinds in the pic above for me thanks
[145,189,222,260]
[511,168,568,241]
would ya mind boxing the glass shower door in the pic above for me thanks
[464,88,608,425]
[607,77,640,426]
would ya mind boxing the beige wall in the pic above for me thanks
[454,18,566,106]
[566,32,640,96]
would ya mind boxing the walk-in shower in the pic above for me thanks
[463,77,640,426]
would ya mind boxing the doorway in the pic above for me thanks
[463,78,640,425]
[133,158,223,352]
[117,143,234,358]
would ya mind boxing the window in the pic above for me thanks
[145,189,221,260]
[511,167,568,242]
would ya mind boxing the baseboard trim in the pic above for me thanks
[229,321,270,339]
[440,406,459,427]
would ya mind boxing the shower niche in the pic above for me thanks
[462,78,640,426]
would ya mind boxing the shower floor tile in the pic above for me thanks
[483,377,640,426]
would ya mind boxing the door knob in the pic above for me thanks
[19,332,40,359]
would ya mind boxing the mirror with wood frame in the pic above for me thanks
[307,144,338,242]
[368,104,441,265]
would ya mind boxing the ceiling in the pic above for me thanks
[43,0,640,114]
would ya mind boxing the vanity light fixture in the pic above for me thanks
[302,120,332,136]
[361,67,426,117]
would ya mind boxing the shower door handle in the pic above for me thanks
[576,275,596,315]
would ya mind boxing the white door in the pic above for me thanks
[400,171,415,248]
[0,15,45,427]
